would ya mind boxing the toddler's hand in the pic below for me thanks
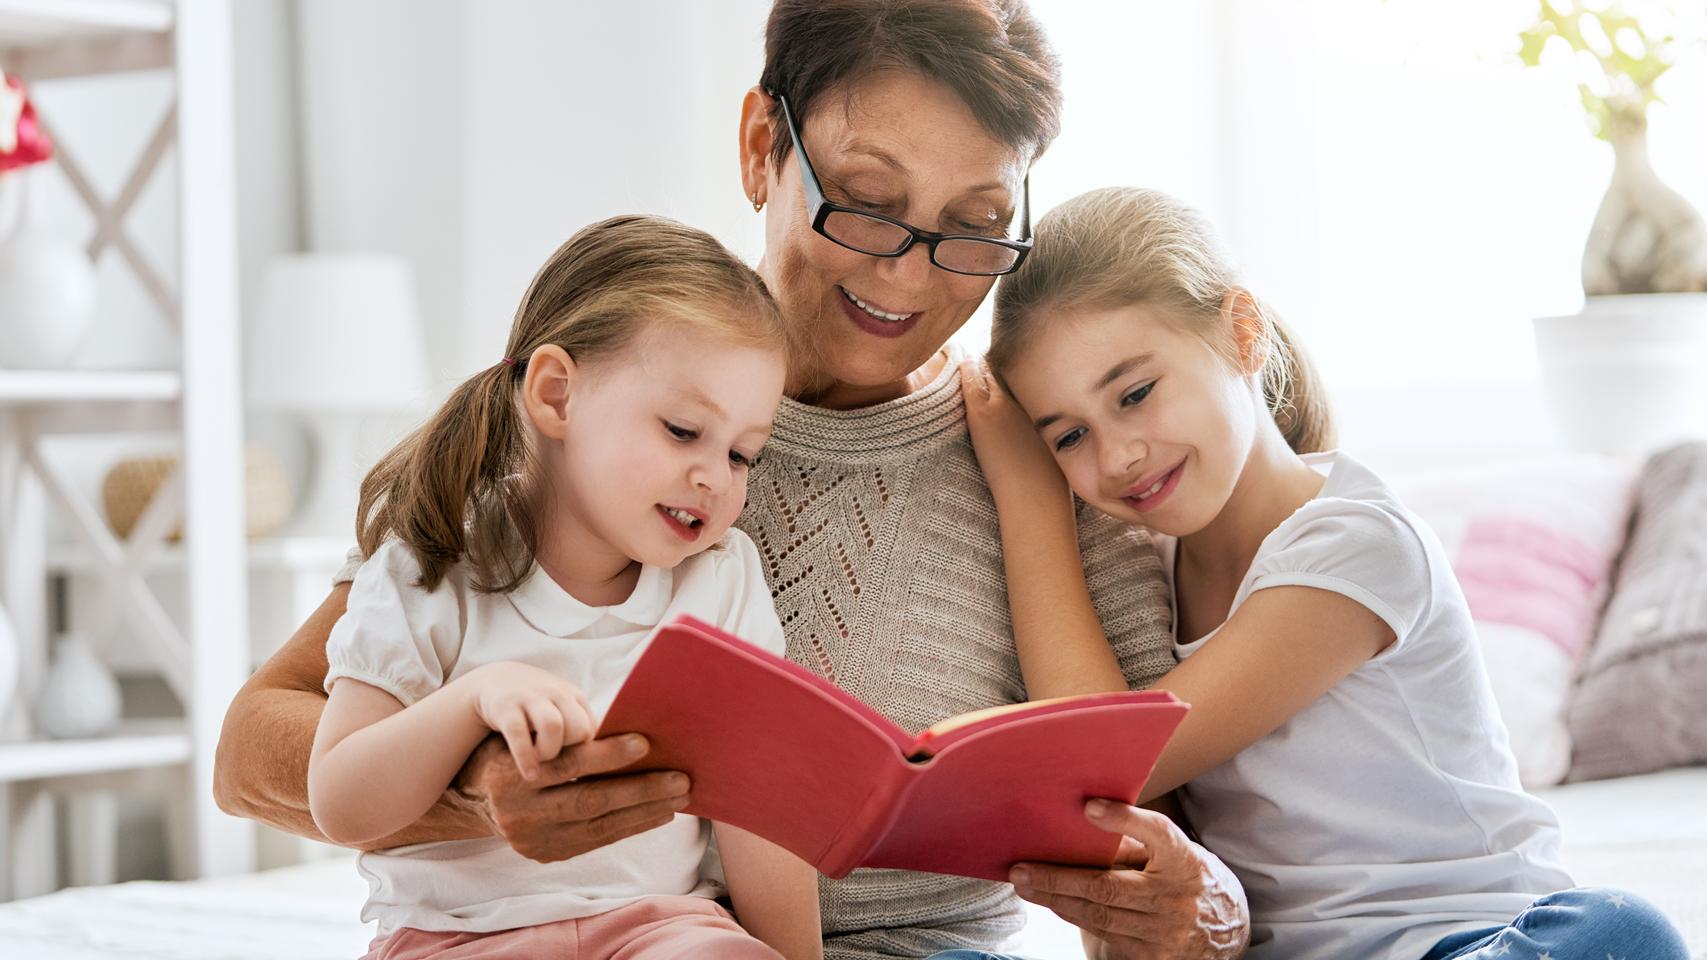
[465,662,595,781]
[959,360,1070,504]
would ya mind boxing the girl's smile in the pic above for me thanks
[1002,302,1262,540]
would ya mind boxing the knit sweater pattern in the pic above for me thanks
[736,354,1175,959]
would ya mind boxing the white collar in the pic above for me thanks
[507,560,673,637]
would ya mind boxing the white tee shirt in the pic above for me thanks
[1164,451,1573,960]
[323,530,788,937]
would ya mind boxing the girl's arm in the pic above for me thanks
[961,362,1128,699]
[961,362,1393,805]
[1136,584,1389,804]
[714,823,823,960]
[308,661,592,846]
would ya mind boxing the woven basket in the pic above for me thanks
[102,447,293,541]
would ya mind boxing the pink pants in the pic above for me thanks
[361,896,784,960]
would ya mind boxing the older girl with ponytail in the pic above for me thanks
[305,215,822,960]
[957,188,1686,960]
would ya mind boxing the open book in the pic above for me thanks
[595,615,1189,881]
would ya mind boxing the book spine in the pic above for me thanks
[815,761,914,878]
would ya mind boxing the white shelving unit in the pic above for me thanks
[0,0,252,900]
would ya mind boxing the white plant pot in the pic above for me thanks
[1533,293,1707,454]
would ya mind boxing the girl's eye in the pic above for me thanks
[1121,382,1155,407]
[729,450,758,468]
[1053,427,1086,452]
[666,422,697,441]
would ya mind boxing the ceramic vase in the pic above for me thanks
[0,168,98,369]
[1581,115,1707,296]
[33,632,122,740]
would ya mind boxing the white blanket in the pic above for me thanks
[2,767,1703,959]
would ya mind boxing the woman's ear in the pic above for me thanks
[1222,289,1269,377]
[738,86,775,207]
[522,344,576,441]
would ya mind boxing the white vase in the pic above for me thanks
[0,603,18,729]
[33,632,122,740]
[0,169,98,369]
[1581,117,1707,296]
[1534,293,1707,454]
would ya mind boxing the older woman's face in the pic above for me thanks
[742,71,1028,404]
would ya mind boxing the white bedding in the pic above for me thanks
[2,767,1703,960]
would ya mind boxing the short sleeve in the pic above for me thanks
[324,539,466,706]
[1246,498,1433,650]
[332,545,365,586]
[710,530,788,658]
[1077,501,1177,689]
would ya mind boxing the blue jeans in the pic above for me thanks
[1420,887,1688,960]
[925,887,1689,960]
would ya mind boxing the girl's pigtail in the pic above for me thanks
[357,362,529,591]
[1261,311,1336,456]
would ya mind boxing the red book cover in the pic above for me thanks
[596,615,1189,881]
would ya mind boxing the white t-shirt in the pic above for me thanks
[323,530,788,937]
[1163,451,1572,960]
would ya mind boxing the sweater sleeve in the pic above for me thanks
[1076,500,1177,690]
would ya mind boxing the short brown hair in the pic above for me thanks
[357,216,785,592]
[761,0,1063,165]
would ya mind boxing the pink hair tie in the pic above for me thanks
[500,357,518,368]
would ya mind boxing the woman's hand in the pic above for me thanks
[461,662,596,781]
[1010,800,1249,960]
[959,359,1070,507]
[451,733,692,864]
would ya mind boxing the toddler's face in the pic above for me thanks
[552,324,786,569]
[1000,303,1260,539]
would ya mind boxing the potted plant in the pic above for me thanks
[1522,2,1707,453]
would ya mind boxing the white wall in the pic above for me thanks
[286,2,1707,475]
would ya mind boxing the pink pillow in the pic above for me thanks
[1392,456,1639,787]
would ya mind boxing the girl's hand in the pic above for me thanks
[463,662,595,781]
[959,359,1071,506]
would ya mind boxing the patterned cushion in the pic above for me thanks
[1394,456,1639,788]
[1568,442,1707,782]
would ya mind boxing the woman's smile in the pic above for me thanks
[837,285,922,339]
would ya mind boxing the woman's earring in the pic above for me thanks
[751,191,764,213]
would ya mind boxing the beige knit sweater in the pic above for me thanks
[738,352,1175,959]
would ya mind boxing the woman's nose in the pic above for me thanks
[872,240,935,293]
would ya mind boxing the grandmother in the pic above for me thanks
[214,3,1248,957]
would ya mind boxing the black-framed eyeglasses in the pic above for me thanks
[773,91,1032,277]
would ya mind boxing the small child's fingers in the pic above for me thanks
[497,715,540,780]
[958,360,992,401]
[553,689,597,745]
[525,697,565,762]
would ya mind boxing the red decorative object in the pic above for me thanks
[1,72,55,172]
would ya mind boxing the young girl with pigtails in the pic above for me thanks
[959,187,1687,960]
[305,215,821,960]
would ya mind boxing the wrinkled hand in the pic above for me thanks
[958,359,1070,505]
[1010,800,1249,960]
[465,661,596,780]
[452,732,692,864]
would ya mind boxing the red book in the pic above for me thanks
[596,615,1189,882]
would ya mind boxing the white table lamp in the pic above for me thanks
[248,254,430,537]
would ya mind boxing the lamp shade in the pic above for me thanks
[247,254,430,411]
